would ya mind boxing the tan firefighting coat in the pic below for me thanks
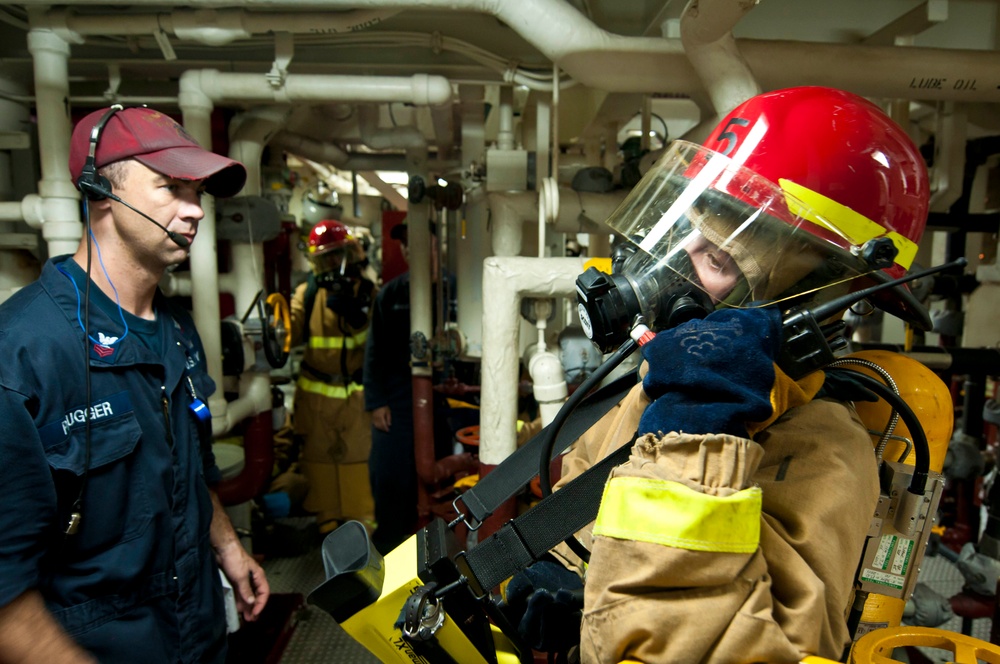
[290,278,377,524]
[553,375,879,664]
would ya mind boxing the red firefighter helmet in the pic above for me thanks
[603,86,932,330]
[306,219,362,273]
[701,87,931,327]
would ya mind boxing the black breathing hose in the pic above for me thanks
[536,336,639,562]
[826,368,931,495]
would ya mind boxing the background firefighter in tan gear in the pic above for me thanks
[503,87,936,664]
[290,219,377,534]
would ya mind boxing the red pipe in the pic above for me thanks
[413,375,477,520]
[216,410,274,506]
[413,375,436,519]
[413,375,437,485]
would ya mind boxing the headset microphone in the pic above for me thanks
[79,180,191,249]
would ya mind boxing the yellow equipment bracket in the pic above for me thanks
[848,625,1000,663]
[341,535,522,664]
[265,292,292,353]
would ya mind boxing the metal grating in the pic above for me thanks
[259,522,379,664]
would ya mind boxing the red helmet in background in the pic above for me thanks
[701,87,931,326]
[307,219,363,274]
[308,219,353,255]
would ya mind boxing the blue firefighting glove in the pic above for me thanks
[501,559,584,653]
[638,307,784,439]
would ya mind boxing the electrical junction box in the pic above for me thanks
[485,148,535,192]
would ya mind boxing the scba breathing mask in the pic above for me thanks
[576,140,910,354]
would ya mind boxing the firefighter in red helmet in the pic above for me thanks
[289,219,377,534]
[505,87,936,663]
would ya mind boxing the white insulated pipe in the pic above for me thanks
[497,86,515,151]
[180,69,452,106]
[528,347,567,428]
[215,106,289,434]
[26,0,1000,103]
[176,94,229,436]
[480,256,587,464]
[680,0,761,117]
[230,106,290,199]
[455,85,489,359]
[0,203,23,221]
[273,132,448,172]
[488,188,628,257]
[406,148,433,378]
[225,106,286,320]
[38,8,399,46]
[430,103,455,159]
[28,29,82,257]
[358,104,428,150]
[216,372,272,433]
[273,131,350,168]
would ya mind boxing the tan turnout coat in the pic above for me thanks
[553,379,879,664]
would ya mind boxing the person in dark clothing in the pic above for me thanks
[363,222,456,554]
[0,106,268,663]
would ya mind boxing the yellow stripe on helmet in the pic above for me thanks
[779,178,918,270]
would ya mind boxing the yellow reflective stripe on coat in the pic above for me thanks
[308,330,368,350]
[593,477,762,553]
[296,376,364,399]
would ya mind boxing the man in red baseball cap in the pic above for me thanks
[69,106,246,198]
[0,106,266,663]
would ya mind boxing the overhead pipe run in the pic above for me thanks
[180,69,452,106]
[273,131,351,168]
[679,0,761,119]
[271,131,459,173]
[357,104,428,151]
[37,7,400,47]
[24,0,1000,103]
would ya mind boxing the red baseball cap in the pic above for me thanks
[69,106,247,198]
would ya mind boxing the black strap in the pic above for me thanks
[302,273,319,343]
[301,361,350,385]
[458,438,635,595]
[453,369,638,529]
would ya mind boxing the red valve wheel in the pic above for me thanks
[456,425,480,447]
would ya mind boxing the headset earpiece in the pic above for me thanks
[77,168,113,201]
[77,104,124,201]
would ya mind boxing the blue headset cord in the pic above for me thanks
[56,226,130,348]
[59,202,132,535]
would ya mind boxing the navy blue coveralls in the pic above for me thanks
[362,271,457,554]
[0,256,227,663]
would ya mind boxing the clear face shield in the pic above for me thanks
[577,141,881,353]
[311,247,349,276]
